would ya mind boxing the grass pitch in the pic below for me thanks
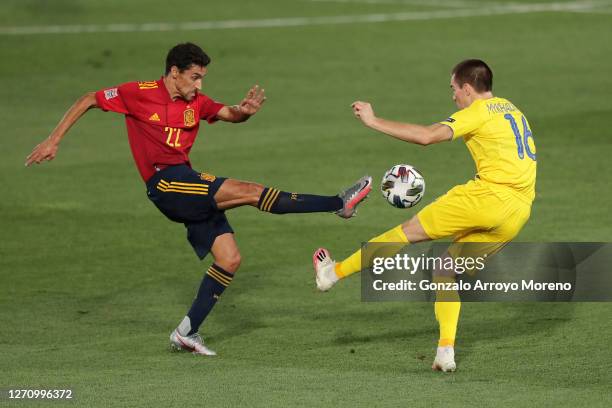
[1,1,612,406]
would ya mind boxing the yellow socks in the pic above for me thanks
[335,224,409,278]
[434,276,461,347]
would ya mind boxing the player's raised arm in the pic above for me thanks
[25,92,98,166]
[351,101,452,146]
[215,85,266,123]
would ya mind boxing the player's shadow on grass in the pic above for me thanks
[332,327,436,346]
[308,306,438,346]
[205,304,268,342]
[458,302,577,360]
[316,303,576,350]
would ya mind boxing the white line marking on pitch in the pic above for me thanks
[307,0,487,8]
[0,1,608,36]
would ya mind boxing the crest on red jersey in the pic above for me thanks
[184,109,196,127]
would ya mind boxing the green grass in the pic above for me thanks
[2,1,612,406]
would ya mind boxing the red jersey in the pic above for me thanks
[95,78,225,182]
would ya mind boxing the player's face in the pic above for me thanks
[175,65,207,101]
[450,75,469,109]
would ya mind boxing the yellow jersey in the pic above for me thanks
[439,97,536,202]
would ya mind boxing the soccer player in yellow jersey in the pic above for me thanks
[312,59,536,372]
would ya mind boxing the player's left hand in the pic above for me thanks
[238,85,266,116]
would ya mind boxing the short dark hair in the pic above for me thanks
[451,59,493,92]
[165,42,211,75]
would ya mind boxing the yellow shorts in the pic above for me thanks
[417,178,532,251]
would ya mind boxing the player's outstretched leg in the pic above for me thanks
[215,176,372,218]
[312,216,431,291]
[312,224,410,291]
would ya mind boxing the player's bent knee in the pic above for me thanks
[227,180,265,204]
[245,182,265,200]
[217,253,242,274]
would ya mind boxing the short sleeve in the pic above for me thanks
[199,95,225,124]
[95,85,129,114]
[439,102,486,140]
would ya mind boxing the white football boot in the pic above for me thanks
[170,329,217,356]
[335,175,373,219]
[170,317,216,356]
[313,248,339,292]
[432,346,456,372]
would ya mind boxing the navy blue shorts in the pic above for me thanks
[146,164,233,260]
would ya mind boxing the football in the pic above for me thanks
[381,164,425,208]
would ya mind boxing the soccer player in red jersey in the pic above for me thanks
[26,43,372,355]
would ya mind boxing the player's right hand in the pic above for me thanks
[351,101,376,126]
[25,138,59,166]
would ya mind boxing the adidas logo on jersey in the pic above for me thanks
[149,113,160,122]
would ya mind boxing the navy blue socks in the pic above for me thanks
[179,263,234,336]
[257,188,342,214]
